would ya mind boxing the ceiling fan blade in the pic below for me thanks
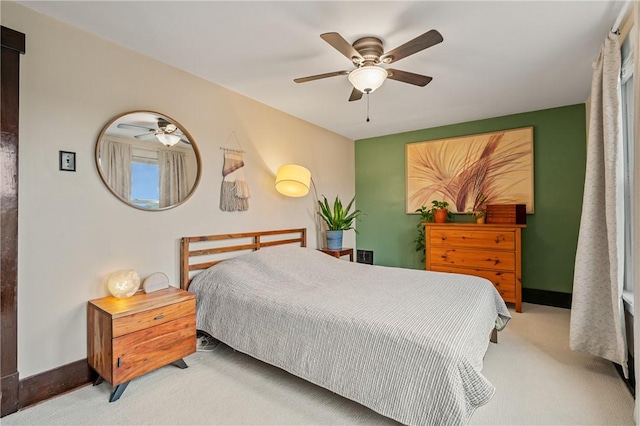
[294,70,349,83]
[386,69,433,87]
[118,123,156,132]
[348,87,363,102]
[320,32,364,64]
[134,133,156,140]
[381,30,443,64]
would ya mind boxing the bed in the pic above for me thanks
[181,228,510,426]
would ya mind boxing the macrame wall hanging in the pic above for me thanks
[220,132,250,212]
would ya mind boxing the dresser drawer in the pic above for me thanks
[428,229,515,250]
[424,223,524,312]
[429,265,516,302]
[112,315,196,384]
[112,299,195,337]
[430,247,516,271]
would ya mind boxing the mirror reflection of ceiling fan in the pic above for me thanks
[117,119,189,147]
[294,30,443,101]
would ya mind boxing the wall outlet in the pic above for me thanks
[59,151,76,171]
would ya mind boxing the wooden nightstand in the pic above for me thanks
[87,286,196,402]
[320,248,354,261]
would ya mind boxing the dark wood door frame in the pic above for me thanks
[1,25,25,417]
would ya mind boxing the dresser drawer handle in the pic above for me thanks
[441,253,447,259]
[441,235,447,241]
[154,315,165,320]
[494,237,501,243]
[493,258,500,265]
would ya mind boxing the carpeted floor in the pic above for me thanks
[3,303,634,425]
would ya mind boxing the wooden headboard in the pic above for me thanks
[180,228,306,290]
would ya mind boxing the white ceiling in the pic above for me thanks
[17,1,624,140]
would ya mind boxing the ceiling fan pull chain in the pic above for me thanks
[366,90,370,122]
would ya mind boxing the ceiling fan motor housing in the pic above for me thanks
[352,37,384,66]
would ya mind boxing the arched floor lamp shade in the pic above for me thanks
[275,164,311,197]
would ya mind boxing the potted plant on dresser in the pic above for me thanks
[318,195,363,250]
[467,208,486,224]
[431,200,449,223]
[414,200,452,262]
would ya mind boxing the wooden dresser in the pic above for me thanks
[87,287,196,401]
[424,223,525,312]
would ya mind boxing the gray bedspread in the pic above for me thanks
[189,245,511,425]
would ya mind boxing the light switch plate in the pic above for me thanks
[59,151,76,172]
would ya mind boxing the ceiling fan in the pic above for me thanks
[294,30,443,101]
[117,119,188,147]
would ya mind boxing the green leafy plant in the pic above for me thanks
[414,200,453,262]
[431,200,449,210]
[317,195,363,233]
[420,200,452,222]
[466,208,486,218]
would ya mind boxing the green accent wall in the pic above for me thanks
[355,104,586,294]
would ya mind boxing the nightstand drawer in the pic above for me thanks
[112,299,195,337]
[429,230,515,250]
[429,265,516,302]
[112,315,196,384]
[430,247,515,271]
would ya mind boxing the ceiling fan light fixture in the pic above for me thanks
[348,66,387,93]
[156,133,181,147]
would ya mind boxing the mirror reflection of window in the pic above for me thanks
[131,148,160,209]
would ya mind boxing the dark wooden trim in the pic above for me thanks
[1,26,26,53]
[0,25,25,418]
[19,359,96,409]
[0,373,19,415]
[522,288,572,309]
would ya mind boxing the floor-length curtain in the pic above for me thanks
[632,3,640,421]
[99,140,131,200]
[159,150,188,208]
[570,31,628,377]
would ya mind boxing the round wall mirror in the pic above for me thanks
[96,111,202,211]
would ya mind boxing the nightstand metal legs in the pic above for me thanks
[94,358,189,402]
[171,358,188,369]
[109,381,130,402]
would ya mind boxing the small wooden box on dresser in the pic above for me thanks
[424,223,525,312]
[87,287,196,402]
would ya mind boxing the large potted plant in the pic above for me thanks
[317,195,363,250]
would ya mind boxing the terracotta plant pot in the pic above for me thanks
[434,208,448,223]
[476,216,485,224]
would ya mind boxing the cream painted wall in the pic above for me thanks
[2,2,355,378]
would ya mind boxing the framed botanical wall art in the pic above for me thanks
[406,126,534,214]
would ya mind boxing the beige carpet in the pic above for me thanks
[3,303,634,425]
